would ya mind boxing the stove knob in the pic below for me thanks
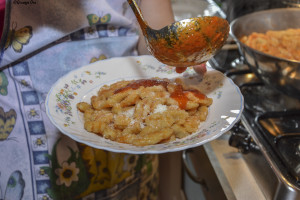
[229,132,259,154]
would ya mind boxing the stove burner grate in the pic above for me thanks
[255,110,300,186]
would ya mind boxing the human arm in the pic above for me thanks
[137,0,174,55]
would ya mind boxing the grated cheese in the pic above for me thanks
[153,104,167,113]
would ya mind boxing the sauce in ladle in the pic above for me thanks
[127,0,230,71]
[146,16,229,68]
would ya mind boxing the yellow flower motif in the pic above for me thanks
[73,92,78,95]
[55,162,79,187]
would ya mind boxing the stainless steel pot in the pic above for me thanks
[230,8,300,99]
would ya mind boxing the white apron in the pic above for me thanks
[0,1,158,199]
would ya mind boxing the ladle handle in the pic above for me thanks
[127,0,148,31]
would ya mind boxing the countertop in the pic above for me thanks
[202,132,267,199]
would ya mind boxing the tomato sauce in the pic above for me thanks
[114,79,169,94]
[175,67,187,73]
[114,79,206,109]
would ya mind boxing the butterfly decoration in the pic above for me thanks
[87,13,111,26]
[90,54,107,63]
[5,22,33,53]
[0,72,8,96]
[0,170,25,200]
[0,107,17,142]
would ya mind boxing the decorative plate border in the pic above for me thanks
[46,55,244,154]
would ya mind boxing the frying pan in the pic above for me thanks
[230,8,300,99]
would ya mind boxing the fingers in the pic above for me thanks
[193,63,207,76]
[174,63,207,75]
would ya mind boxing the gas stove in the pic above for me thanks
[209,47,300,199]
[171,0,300,198]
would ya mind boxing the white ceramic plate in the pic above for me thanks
[46,55,244,154]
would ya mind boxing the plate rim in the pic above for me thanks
[45,55,244,154]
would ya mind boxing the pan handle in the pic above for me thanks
[182,149,209,191]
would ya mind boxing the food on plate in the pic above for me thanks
[240,28,300,61]
[77,78,212,146]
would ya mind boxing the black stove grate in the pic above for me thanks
[255,110,300,186]
[211,47,300,197]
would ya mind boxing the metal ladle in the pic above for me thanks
[127,0,230,69]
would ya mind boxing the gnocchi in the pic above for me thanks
[77,78,212,146]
